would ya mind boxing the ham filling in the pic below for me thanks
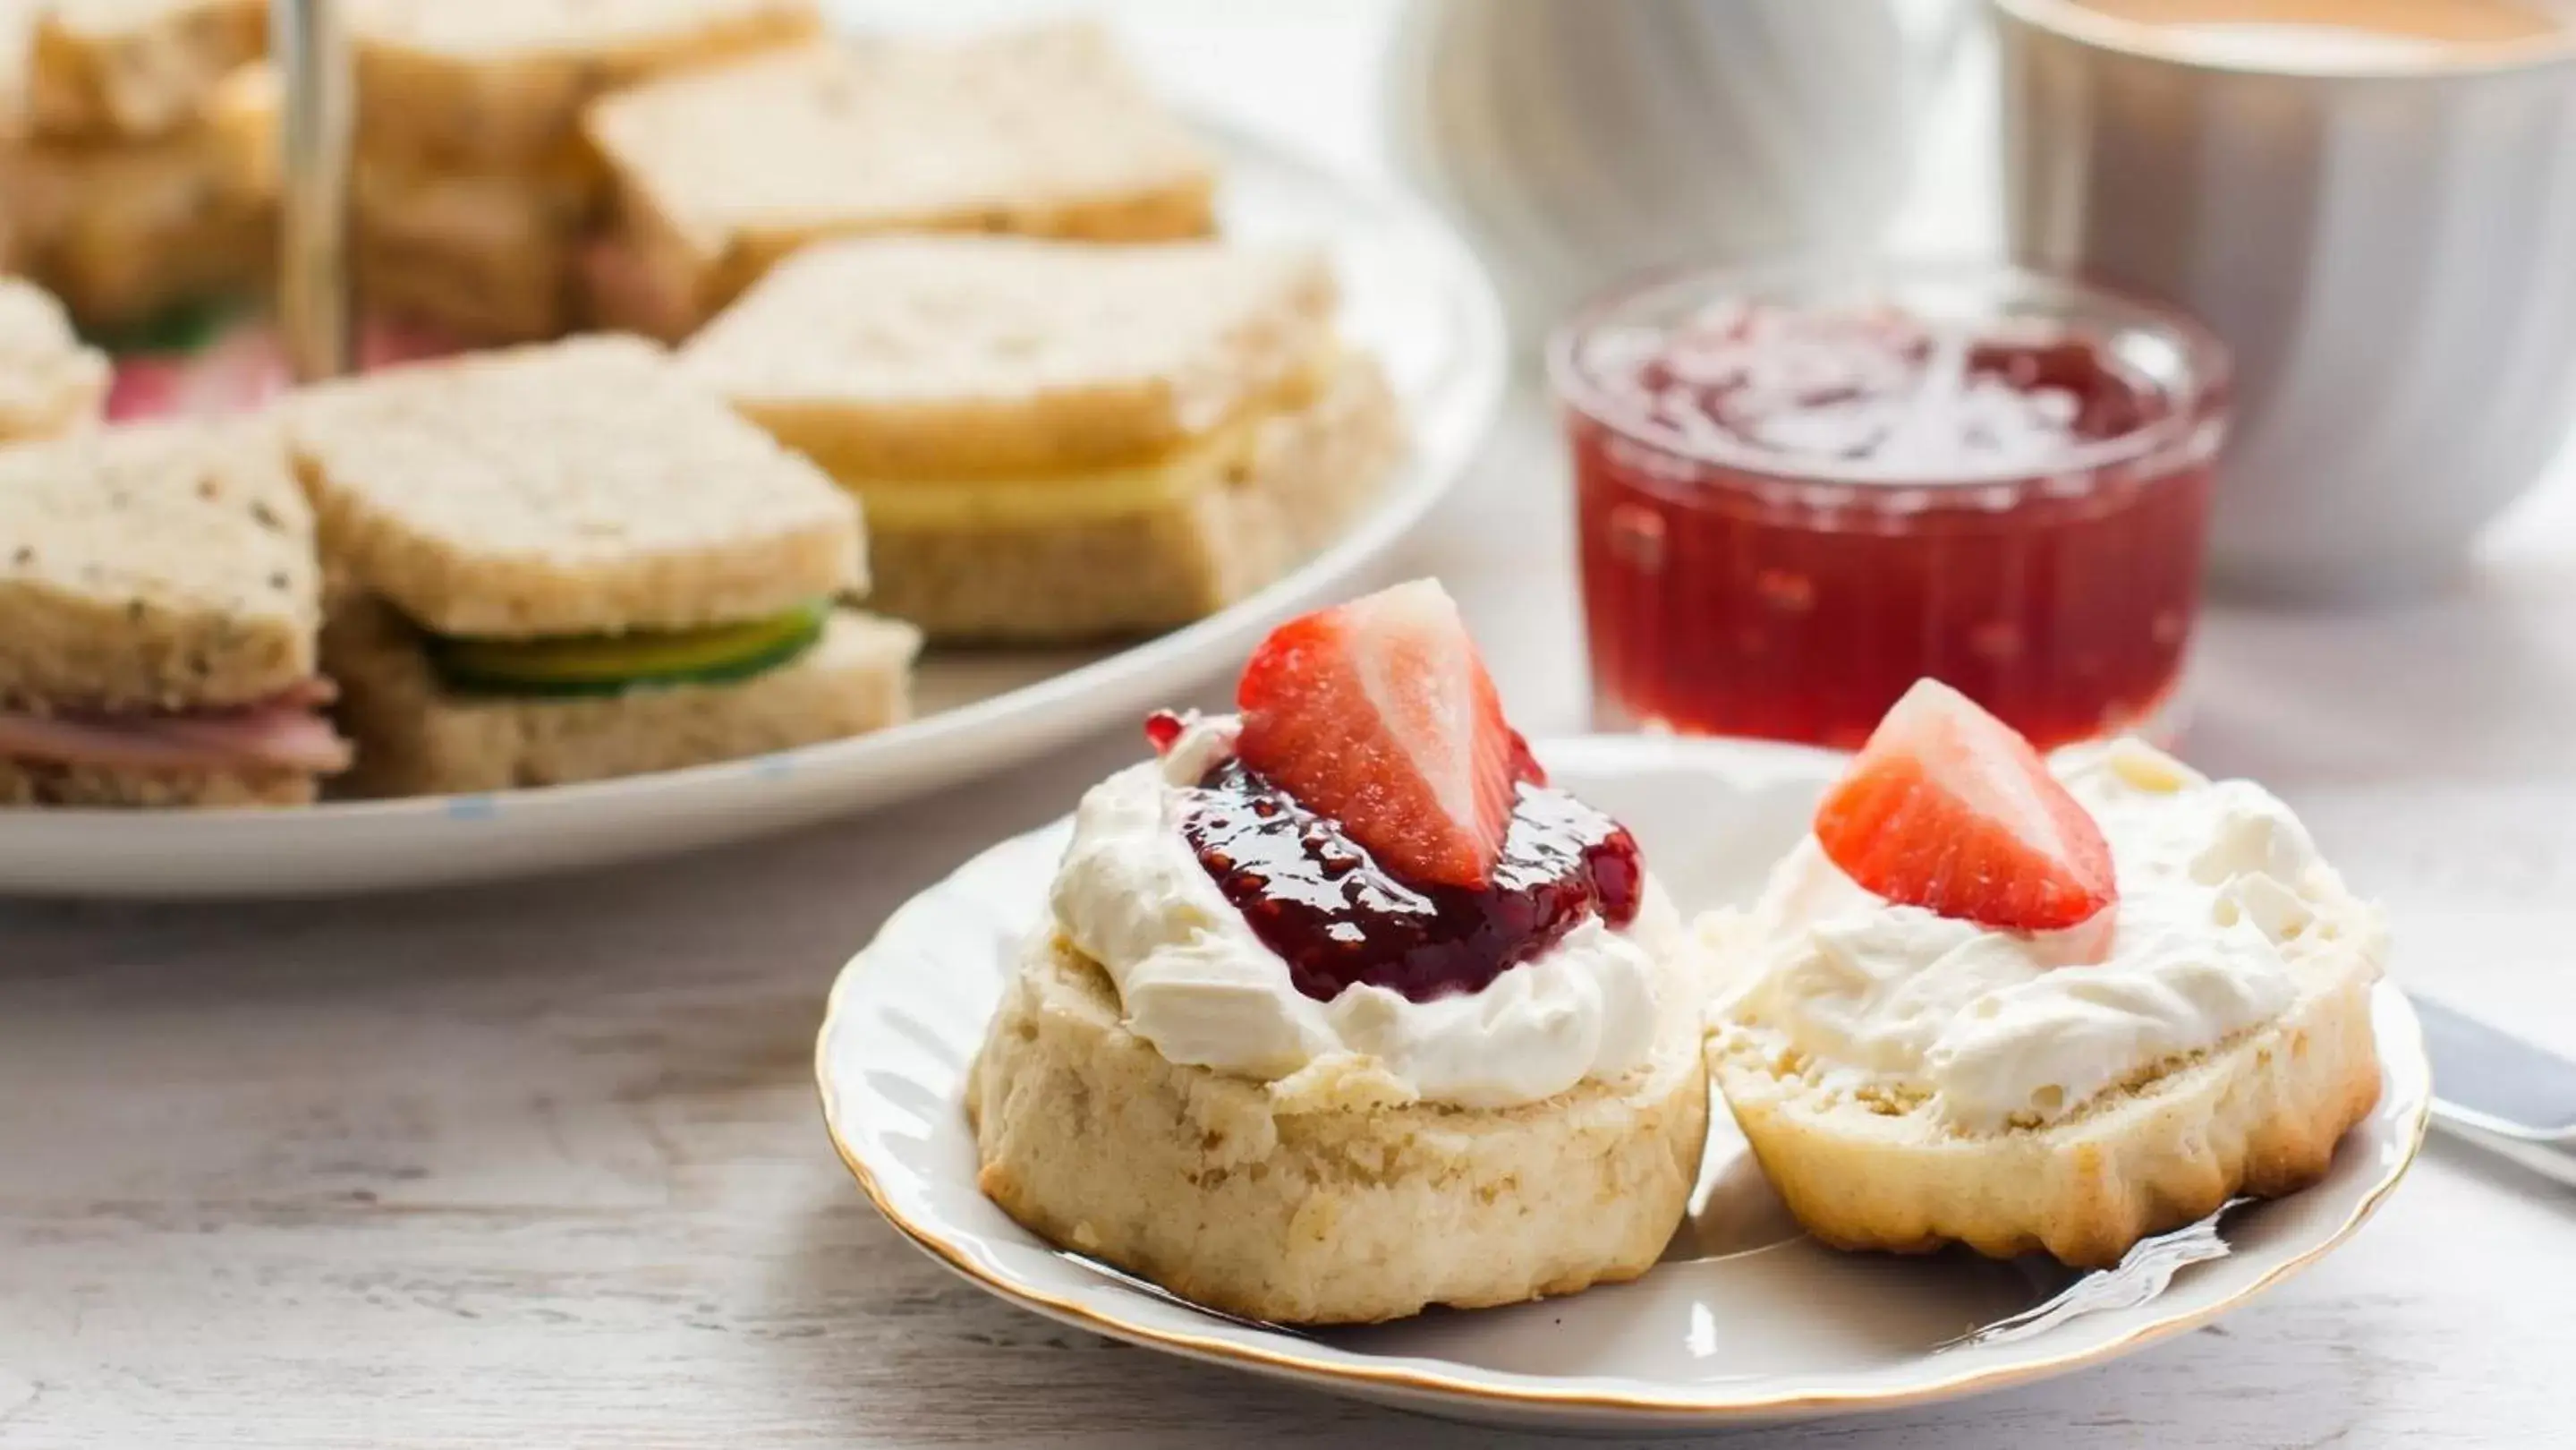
[0,678,353,775]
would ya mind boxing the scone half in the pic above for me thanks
[1706,888,2386,1269]
[969,932,1709,1326]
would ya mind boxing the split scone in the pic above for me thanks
[970,581,1708,1325]
[1704,680,2386,1268]
[0,276,108,441]
[679,235,1403,643]
[286,335,920,794]
[0,420,349,806]
[583,21,1216,339]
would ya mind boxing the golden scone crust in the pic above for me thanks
[967,933,1709,1326]
[1706,935,2385,1269]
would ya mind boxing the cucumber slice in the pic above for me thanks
[88,298,243,357]
[429,602,830,697]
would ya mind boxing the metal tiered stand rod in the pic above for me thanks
[273,0,353,383]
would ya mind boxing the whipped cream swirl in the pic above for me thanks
[1049,716,1676,1110]
[1722,738,2380,1130]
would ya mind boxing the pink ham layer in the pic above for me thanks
[0,678,353,775]
[106,319,464,423]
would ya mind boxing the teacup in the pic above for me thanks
[1997,0,2576,600]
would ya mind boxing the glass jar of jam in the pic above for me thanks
[1550,262,2230,752]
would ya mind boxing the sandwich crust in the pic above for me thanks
[348,144,601,342]
[678,236,1340,480]
[27,0,268,141]
[586,23,1216,333]
[1705,918,2385,1269]
[0,756,315,806]
[352,0,821,166]
[324,597,918,795]
[287,336,864,639]
[968,932,1710,1326]
[0,83,276,328]
[0,420,319,712]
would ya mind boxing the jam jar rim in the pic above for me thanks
[1545,257,2233,494]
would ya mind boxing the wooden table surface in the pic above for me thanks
[8,6,2576,1446]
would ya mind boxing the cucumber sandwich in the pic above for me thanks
[675,234,1404,644]
[288,336,920,795]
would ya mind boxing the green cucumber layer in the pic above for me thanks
[88,298,247,357]
[428,602,830,698]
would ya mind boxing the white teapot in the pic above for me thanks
[1385,0,1970,348]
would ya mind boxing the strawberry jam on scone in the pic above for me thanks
[1705,680,2387,1267]
[967,579,1710,1325]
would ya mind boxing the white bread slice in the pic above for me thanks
[0,419,319,712]
[585,23,1216,337]
[1705,924,2385,1269]
[324,597,918,795]
[676,235,1339,480]
[351,0,821,166]
[27,0,267,141]
[0,276,108,442]
[968,929,1709,1326]
[285,335,863,639]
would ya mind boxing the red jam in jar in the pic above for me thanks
[1552,265,2229,752]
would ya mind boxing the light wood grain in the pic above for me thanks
[8,7,2576,1446]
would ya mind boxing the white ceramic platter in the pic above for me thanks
[818,736,2430,1436]
[0,119,1506,900]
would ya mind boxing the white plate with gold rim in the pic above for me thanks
[817,735,2430,1435]
[0,117,1505,900]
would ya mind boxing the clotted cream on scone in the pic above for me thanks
[968,580,1707,1325]
[1705,680,2385,1267]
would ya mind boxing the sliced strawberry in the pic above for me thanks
[1237,579,1517,889]
[1508,729,1548,787]
[1813,678,2116,932]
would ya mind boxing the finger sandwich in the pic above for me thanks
[582,21,1216,340]
[0,58,276,331]
[0,420,349,806]
[24,0,267,141]
[350,0,820,168]
[351,152,597,344]
[0,276,107,441]
[343,0,824,344]
[677,235,1402,643]
[288,335,920,795]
